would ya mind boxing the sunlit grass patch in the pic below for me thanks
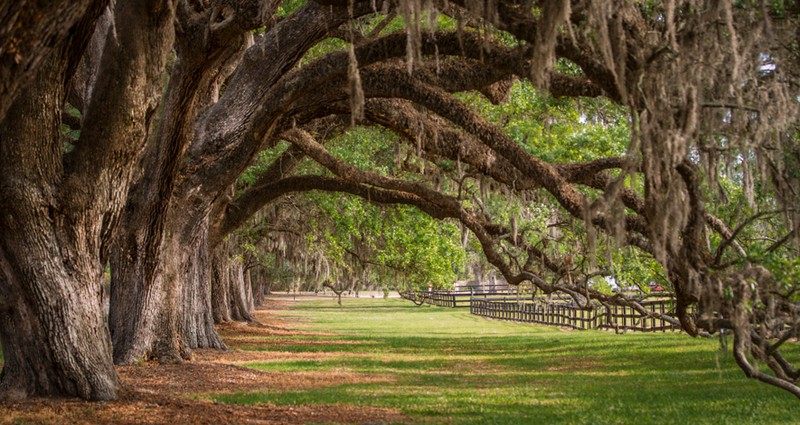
[210,298,798,424]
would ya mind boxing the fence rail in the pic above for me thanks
[470,298,683,333]
[596,301,682,332]
[470,299,601,329]
[400,290,516,308]
[400,290,684,333]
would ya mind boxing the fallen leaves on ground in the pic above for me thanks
[0,299,407,425]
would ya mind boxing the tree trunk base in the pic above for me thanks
[0,272,120,401]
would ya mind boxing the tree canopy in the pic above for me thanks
[0,0,799,402]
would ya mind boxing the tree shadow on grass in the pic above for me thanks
[213,334,797,425]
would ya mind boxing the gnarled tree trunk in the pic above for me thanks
[0,117,119,400]
[0,247,118,401]
[108,0,268,364]
[180,218,226,351]
[211,245,233,323]
[0,0,172,400]
[227,254,254,322]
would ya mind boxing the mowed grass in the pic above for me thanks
[211,298,798,424]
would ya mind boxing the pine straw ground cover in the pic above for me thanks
[1,296,798,424]
[0,298,406,425]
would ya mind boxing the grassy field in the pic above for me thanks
[211,298,797,424]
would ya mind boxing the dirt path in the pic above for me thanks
[0,299,407,424]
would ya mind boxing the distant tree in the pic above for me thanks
[323,280,347,306]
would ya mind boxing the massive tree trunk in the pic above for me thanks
[211,246,233,323]
[114,197,227,363]
[0,0,172,400]
[181,221,226,350]
[0,64,117,400]
[0,245,117,401]
[108,55,208,363]
[108,0,271,364]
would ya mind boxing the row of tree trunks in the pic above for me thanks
[106,2,377,360]
[113,197,231,363]
[107,0,268,363]
[211,238,255,323]
[104,1,393,370]
[250,267,271,307]
[104,1,361,366]
[103,2,368,372]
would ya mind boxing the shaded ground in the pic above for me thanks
[0,299,407,425]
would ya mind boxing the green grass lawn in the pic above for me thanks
[211,298,798,424]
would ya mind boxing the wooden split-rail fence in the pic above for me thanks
[400,289,514,308]
[401,291,684,333]
[470,297,683,333]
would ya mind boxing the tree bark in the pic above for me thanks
[112,207,222,363]
[0,0,171,399]
[211,239,255,323]
[0,58,119,402]
[244,269,256,311]
[251,269,265,306]
[227,255,254,322]
[211,246,233,323]
[0,0,109,120]
[180,219,226,351]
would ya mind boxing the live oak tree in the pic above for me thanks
[107,0,377,364]
[0,0,173,400]
[1,0,799,402]
[108,0,507,365]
